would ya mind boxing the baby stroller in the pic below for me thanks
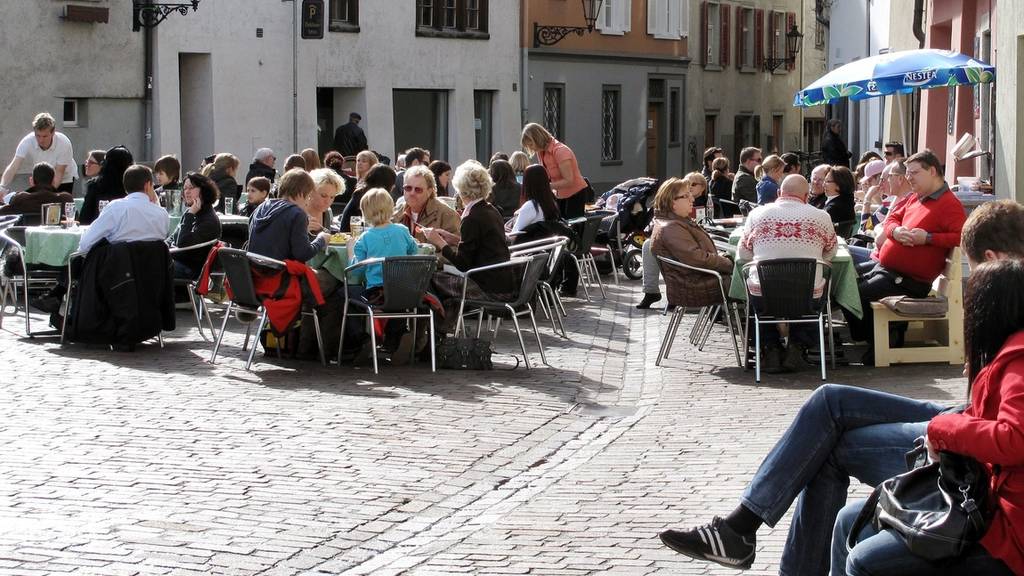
[593,177,660,280]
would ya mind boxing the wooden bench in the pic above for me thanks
[870,247,964,367]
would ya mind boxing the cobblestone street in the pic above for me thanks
[0,282,966,575]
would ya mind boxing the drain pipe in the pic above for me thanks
[143,11,154,162]
[292,0,299,152]
[913,0,926,48]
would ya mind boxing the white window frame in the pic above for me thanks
[706,2,721,66]
[771,11,785,61]
[63,99,79,128]
[647,0,687,39]
[596,0,631,36]
[740,7,755,69]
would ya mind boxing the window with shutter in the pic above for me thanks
[785,12,797,70]
[597,0,630,35]
[754,8,764,68]
[720,3,730,67]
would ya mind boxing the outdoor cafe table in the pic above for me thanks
[23,226,88,267]
[168,213,250,236]
[307,240,437,284]
[726,227,863,319]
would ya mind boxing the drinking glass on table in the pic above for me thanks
[349,216,364,237]
[98,200,109,213]
[224,197,235,215]
[64,202,76,227]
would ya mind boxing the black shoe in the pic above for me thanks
[558,288,578,299]
[659,517,756,569]
[783,344,806,371]
[30,295,61,314]
[636,293,661,309]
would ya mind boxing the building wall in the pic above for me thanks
[152,0,521,173]
[684,0,804,173]
[828,0,891,161]
[524,0,690,190]
[994,0,1022,201]
[0,0,143,189]
[922,0,995,184]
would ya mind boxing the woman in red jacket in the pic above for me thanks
[834,258,1024,575]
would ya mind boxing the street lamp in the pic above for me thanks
[762,24,803,73]
[133,0,201,31]
[533,0,605,48]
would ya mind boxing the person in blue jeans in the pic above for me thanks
[658,199,1024,574]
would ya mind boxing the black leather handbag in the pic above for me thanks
[847,439,992,561]
[436,336,493,370]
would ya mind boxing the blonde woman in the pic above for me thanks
[426,161,516,327]
[355,150,379,182]
[391,164,460,242]
[756,154,785,204]
[521,123,589,219]
[205,153,241,212]
[509,150,530,183]
[308,168,345,233]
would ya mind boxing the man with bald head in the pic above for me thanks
[738,174,838,371]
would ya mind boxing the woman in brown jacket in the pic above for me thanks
[650,175,733,308]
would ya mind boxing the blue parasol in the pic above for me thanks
[794,49,995,108]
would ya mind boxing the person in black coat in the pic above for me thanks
[79,146,133,225]
[205,153,241,213]
[244,148,277,186]
[337,163,395,232]
[822,165,857,226]
[333,113,368,157]
[820,119,853,168]
[172,172,222,279]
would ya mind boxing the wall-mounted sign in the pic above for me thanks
[301,0,324,39]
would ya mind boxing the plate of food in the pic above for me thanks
[329,232,352,245]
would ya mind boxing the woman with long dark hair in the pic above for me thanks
[79,145,133,225]
[488,159,521,217]
[832,259,1024,576]
[509,164,559,235]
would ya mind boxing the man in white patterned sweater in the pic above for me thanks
[738,174,837,370]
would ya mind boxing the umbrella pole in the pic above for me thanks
[896,94,908,151]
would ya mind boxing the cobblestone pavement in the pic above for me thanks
[0,278,966,575]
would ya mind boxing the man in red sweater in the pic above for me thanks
[845,149,966,365]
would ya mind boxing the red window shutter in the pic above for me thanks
[754,8,764,68]
[786,12,796,71]
[720,3,730,67]
[736,6,743,69]
[700,1,708,66]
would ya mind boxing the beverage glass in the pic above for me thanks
[224,197,235,215]
[64,202,76,227]
[98,200,110,213]
[349,216,364,236]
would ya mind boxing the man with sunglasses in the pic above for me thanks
[731,147,762,205]
[883,141,905,162]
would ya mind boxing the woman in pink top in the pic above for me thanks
[520,123,589,219]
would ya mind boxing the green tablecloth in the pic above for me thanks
[24,227,87,266]
[727,228,862,319]
[308,244,350,283]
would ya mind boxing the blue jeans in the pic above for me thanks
[739,384,945,576]
[847,245,877,275]
[832,498,1013,575]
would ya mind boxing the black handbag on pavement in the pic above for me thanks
[847,438,992,561]
[436,336,494,370]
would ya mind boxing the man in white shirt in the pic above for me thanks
[79,165,169,253]
[32,165,168,314]
[0,112,78,197]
